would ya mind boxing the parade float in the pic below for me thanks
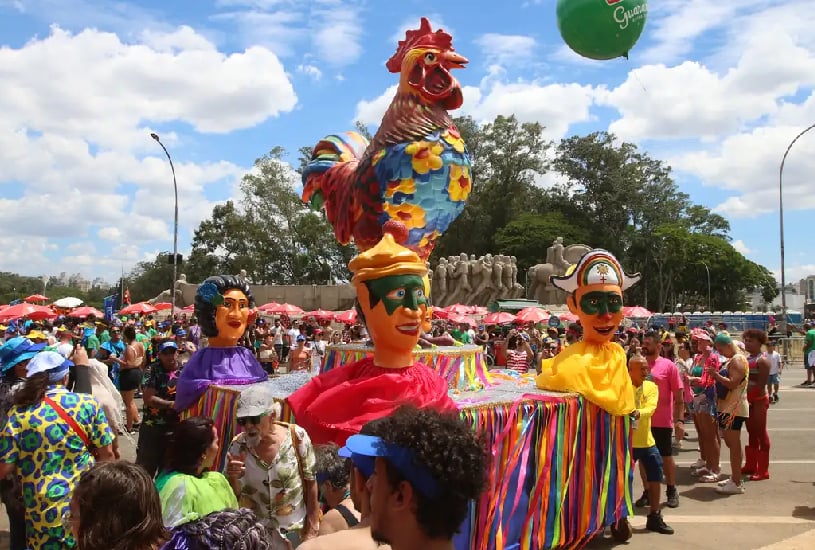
[178,18,637,549]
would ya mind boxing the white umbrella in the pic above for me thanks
[53,297,83,308]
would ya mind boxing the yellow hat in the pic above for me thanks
[349,233,428,286]
[27,330,47,340]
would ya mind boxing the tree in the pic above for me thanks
[494,213,590,273]
[187,147,351,285]
[434,115,552,259]
[126,254,177,303]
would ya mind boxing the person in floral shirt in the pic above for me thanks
[136,341,182,478]
[226,385,319,550]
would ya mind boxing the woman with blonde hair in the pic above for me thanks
[707,333,749,495]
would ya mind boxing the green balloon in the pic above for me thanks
[557,0,648,61]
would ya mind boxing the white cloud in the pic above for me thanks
[98,227,122,241]
[639,1,765,64]
[213,0,364,66]
[310,1,362,66]
[354,85,397,126]
[733,240,752,255]
[474,33,537,66]
[297,63,323,80]
[353,81,595,140]
[0,24,293,278]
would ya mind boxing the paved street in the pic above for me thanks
[589,380,815,550]
[0,380,813,549]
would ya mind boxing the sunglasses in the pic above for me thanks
[237,414,266,426]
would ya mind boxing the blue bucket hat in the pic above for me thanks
[342,435,440,498]
[0,337,46,373]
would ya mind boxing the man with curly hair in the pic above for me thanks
[299,419,390,550]
[342,406,487,550]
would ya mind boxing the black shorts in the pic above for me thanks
[651,427,674,457]
[718,413,747,431]
[119,368,142,391]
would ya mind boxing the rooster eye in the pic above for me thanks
[424,52,436,64]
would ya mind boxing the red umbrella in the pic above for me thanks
[334,309,358,324]
[623,306,653,318]
[444,304,471,314]
[483,312,516,325]
[24,294,49,303]
[258,302,281,312]
[559,312,579,323]
[0,303,56,322]
[70,306,104,319]
[515,307,550,324]
[448,313,476,327]
[182,304,195,312]
[119,302,158,315]
[266,303,304,315]
[468,306,488,316]
[304,309,334,321]
[153,302,173,311]
[431,307,449,320]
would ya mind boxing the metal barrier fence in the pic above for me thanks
[777,337,805,366]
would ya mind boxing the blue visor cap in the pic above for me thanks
[337,444,375,479]
[343,435,440,498]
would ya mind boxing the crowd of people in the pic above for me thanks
[0,305,797,549]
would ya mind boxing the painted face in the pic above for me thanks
[210,289,250,347]
[357,274,428,355]
[569,285,623,344]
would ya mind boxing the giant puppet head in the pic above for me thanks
[551,250,640,345]
[349,227,432,369]
[195,275,257,348]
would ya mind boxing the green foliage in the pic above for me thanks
[435,122,774,313]
[186,147,351,285]
[494,213,590,273]
[126,255,177,303]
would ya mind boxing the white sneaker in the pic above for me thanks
[700,471,722,483]
[717,478,730,487]
[690,458,706,469]
[716,479,745,494]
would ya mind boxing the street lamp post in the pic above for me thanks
[779,123,815,336]
[150,132,180,316]
[700,261,711,311]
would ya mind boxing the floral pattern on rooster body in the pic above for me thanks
[301,17,471,261]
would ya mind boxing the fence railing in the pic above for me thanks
[777,337,806,366]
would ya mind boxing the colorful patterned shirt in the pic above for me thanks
[0,387,114,550]
[228,424,316,535]
[142,361,182,428]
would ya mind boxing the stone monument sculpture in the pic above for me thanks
[527,238,592,305]
[431,253,525,306]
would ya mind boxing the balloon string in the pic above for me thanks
[626,57,648,93]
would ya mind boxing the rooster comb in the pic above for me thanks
[386,17,454,73]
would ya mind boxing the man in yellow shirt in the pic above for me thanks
[629,353,674,535]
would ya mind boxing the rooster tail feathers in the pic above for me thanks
[300,131,370,207]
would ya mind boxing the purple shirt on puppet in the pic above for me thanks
[174,275,267,412]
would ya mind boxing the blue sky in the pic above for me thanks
[0,0,813,285]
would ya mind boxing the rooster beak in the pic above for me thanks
[443,51,468,69]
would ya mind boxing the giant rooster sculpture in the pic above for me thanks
[301,17,471,260]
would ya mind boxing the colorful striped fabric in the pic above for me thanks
[189,371,631,549]
[321,344,492,391]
